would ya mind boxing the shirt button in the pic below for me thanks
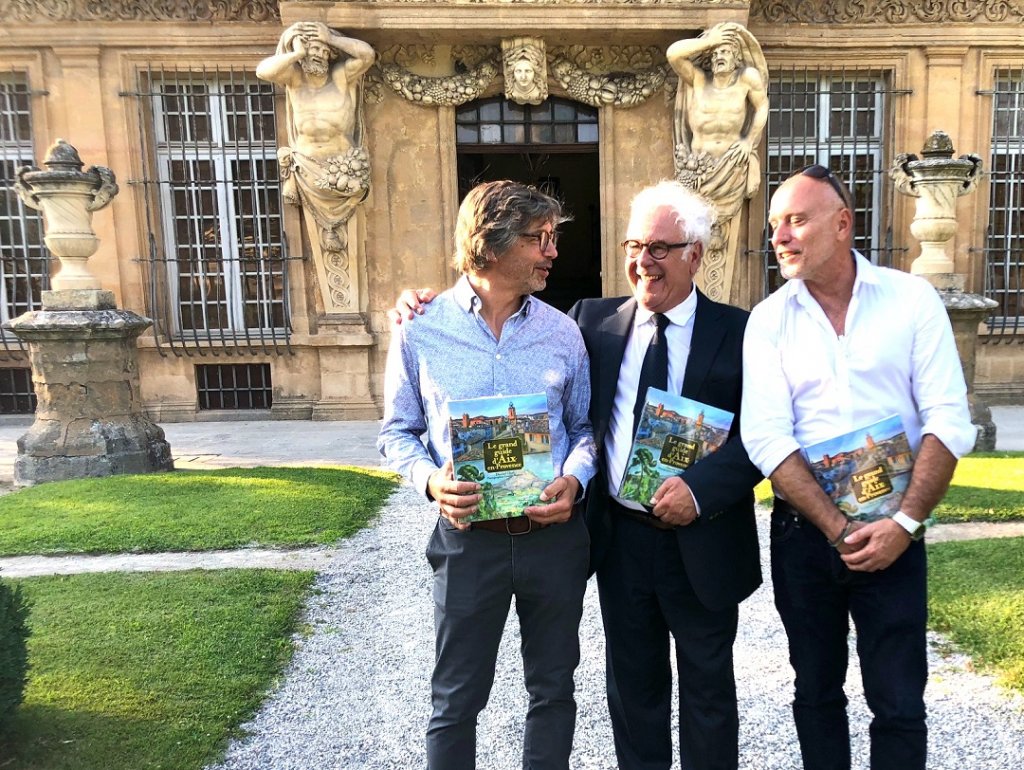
[495,353,502,360]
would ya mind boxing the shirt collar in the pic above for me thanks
[633,283,698,329]
[453,273,533,317]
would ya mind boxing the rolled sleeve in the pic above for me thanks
[911,285,977,458]
[740,303,802,477]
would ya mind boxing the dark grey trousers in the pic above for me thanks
[424,513,590,770]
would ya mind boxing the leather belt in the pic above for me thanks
[471,516,548,535]
[612,501,676,531]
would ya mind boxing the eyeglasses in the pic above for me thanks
[795,164,852,209]
[621,240,694,260]
[521,230,559,252]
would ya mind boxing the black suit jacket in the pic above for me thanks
[568,289,763,612]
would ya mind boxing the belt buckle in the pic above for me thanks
[506,517,533,536]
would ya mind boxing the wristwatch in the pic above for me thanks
[891,511,931,541]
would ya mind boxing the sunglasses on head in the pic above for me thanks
[794,164,852,209]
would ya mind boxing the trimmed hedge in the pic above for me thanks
[0,577,30,733]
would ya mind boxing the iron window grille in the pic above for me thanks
[125,65,293,357]
[195,362,272,410]
[0,71,49,360]
[979,68,1024,340]
[758,67,908,298]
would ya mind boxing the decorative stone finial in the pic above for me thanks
[890,131,982,276]
[12,139,118,302]
[921,129,955,158]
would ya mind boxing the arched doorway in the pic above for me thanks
[455,96,601,312]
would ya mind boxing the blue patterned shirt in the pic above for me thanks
[378,275,597,498]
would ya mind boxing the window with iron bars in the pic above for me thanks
[759,68,905,298]
[195,363,272,410]
[127,66,292,356]
[982,68,1024,338]
[0,72,49,359]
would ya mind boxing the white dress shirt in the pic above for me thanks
[741,251,976,480]
[606,288,698,509]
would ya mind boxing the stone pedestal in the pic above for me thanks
[8,139,173,486]
[934,284,998,451]
[5,305,174,486]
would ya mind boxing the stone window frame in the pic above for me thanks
[148,67,288,340]
[118,46,300,358]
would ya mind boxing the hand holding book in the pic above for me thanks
[427,459,481,530]
[648,475,700,526]
[524,474,580,525]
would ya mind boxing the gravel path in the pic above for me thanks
[206,484,1024,770]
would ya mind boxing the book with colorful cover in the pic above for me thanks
[447,392,554,522]
[618,387,734,507]
[802,414,914,522]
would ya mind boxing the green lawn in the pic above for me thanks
[0,466,399,556]
[933,451,1024,522]
[0,569,314,770]
[754,451,1024,522]
[928,537,1024,692]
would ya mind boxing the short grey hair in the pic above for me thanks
[628,181,716,247]
[453,180,569,274]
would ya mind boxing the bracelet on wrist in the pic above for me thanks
[828,520,855,548]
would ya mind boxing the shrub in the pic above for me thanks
[0,577,30,733]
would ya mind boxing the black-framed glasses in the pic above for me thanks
[795,164,852,209]
[521,230,559,252]
[621,239,694,260]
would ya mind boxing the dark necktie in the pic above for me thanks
[632,312,670,436]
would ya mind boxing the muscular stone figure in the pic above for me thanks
[257,22,375,310]
[668,23,768,301]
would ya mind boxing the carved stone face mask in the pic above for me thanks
[513,60,536,90]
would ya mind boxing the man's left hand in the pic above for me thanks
[840,518,911,572]
[525,475,580,525]
[650,476,699,527]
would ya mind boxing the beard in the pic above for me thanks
[301,58,329,78]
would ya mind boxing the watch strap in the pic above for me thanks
[891,510,930,540]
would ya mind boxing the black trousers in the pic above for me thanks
[597,512,740,770]
[771,501,928,770]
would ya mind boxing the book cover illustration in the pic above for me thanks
[447,392,554,522]
[802,414,914,522]
[618,388,734,507]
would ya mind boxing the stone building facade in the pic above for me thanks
[1,0,1022,420]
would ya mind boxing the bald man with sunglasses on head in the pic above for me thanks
[741,165,975,770]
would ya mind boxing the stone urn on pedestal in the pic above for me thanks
[891,130,998,450]
[5,139,173,485]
